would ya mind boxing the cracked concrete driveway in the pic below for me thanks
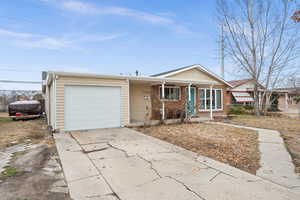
[54,128,299,200]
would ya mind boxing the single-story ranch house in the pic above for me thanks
[44,65,233,131]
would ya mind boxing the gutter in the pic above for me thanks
[48,71,227,86]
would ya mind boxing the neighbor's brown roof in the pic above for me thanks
[274,87,300,94]
[228,79,253,87]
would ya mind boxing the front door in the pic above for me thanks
[187,87,196,115]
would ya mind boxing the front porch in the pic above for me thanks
[128,78,228,126]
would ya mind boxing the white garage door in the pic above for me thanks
[64,85,121,131]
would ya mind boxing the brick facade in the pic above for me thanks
[151,84,230,120]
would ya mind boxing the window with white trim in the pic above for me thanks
[159,87,180,100]
[199,88,223,110]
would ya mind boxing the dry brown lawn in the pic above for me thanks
[0,115,52,150]
[224,115,300,173]
[135,123,260,174]
[0,112,8,117]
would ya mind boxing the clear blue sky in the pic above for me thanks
[0,0,235,90]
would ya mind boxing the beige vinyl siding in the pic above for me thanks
[55,76,129,130]
[130,83,152,122]
[167,68,221,84]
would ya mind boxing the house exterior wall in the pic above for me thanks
[151,85,187,120]
[166,68,221,84]
[129,83,152,122]
[151,84,229,120]
[54,76,129,130]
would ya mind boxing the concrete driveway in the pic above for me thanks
[54,128,298,200]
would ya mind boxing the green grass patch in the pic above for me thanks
[1,167,18,177]
[0,117,12,122]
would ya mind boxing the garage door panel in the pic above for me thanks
[64,85,121,130]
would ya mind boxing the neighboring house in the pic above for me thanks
[44,64,233,131]
[228,79,265,106]
[274,87,300,112]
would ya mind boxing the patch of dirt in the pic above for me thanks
[0,116,51,150]
[0,168,69,200]
[0,116,71,200]
[223,115,300,173]
[135,123,260,174]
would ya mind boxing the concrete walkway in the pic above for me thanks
[54,128,299,200]
[211,122,300,193]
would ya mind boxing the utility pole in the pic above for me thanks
[220,24,225,79]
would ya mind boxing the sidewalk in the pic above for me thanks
[211,122,300,193]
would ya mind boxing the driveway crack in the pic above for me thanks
[209,171,222,182]
[106,142,130,157]
[136,154,162,178]
[166,176,206,200]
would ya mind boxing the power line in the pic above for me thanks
[0,68,43,72]
[0,80,42,84]
[0,15,33,23]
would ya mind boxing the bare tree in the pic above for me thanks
[292,10,300,22]
[217,0,300,115]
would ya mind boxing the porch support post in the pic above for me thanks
[210,84,213,120]
[188,83,191,101]
[162,81,165,120]
[186,83,192,119]
[285,92,288,112]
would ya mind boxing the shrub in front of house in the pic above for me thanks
[244,105,254,110]
[229,106,247,115]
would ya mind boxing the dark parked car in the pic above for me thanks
[8,100,42,120]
